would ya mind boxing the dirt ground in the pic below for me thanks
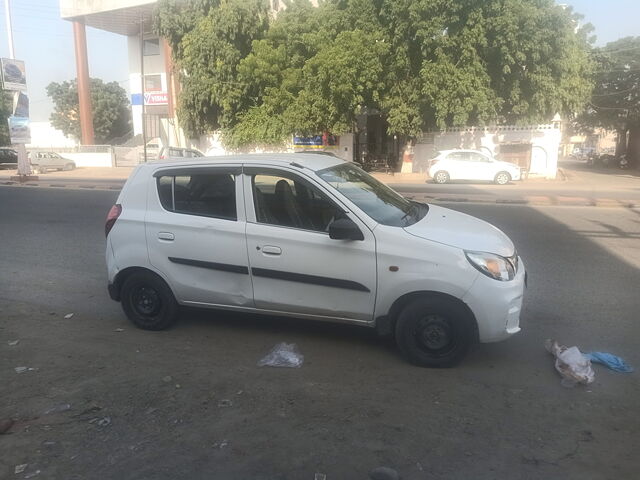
[2,188,639,479]
[2,298,638,480]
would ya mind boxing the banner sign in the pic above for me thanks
[1,58,27,91]
[13,92,29,118]
[8,116,30,144]
[131,92,169,106]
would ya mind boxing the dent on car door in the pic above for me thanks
[145,166,254,307]
[242,166,377,322]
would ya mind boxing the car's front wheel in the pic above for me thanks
[120,272,179,330]
[433,171,450,184]
[494,171,511,185]
[395,296,476,367]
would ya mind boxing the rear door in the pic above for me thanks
[145,166,254,307]
[243,166,377,322]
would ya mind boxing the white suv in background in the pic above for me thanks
[428,149,523,185]
[105,154,526,367]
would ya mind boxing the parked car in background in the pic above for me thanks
[428,149,522,185]
[105,154,526,367]
[157,146,204,160]
[0,147,18,169]
[28,151,76,173]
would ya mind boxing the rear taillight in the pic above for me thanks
[105,204,122,237]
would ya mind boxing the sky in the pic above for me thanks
[0,0,638,123]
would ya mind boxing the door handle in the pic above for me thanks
[158,232,175,241]
[261,245,282,256]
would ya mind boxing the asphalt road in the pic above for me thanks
[1,187,639,479]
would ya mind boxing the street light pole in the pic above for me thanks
[4,0,15,58]
[3,0,30,177]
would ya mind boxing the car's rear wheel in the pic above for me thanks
[33,165,44,174]
[121,272,179,330]
[63,163,75,171]
[395,296,475,367]
[494,171,511,185]
[433,171,449,184]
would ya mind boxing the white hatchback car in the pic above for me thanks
[106,154,526,367]
[428,149,522,185]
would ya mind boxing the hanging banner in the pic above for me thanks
[8,116,30,144]
[13,91,29,118]
[1,58,27,91]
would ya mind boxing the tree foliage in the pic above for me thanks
[575,36,640,164]
[156,0,594,148]
[0,92,12,146]
[46,78,132,144]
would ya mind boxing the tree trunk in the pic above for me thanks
[627,126,640,169]
[614,129,627,157]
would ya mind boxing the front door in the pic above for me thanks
[243,166,377,322]
[145,166,254,307]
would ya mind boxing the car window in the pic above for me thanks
[252,172,342,232]
[168,148,183,157]
[468,152,491,162]
[191,150,204,157]
[317,163,428,227]
[156,172,237,220]
[447,152,469,161]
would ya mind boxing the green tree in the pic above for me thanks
[577,36,640,166]
[0,92,12,146]
[155,0,270,136]
[46,78,132,144]
[157,0,594,148]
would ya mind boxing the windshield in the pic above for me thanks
[317,163,428,227]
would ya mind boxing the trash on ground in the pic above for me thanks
[545,339,595,387]
[15,464,28,474]
[162,376,173,383]
[114,328,124,332]
[369,466,400,480]
[97,416,111,427]
[7,339,19,346]
[212,439,229,449]
[0,418,14,434]
[64,313,74,319]
[15,366,36,374]
[257,342,304,368]
[218,399,233,408]
[25,470,41,478]
[43,403,71,415]
[314,473,327,480]
[584,351,633,373]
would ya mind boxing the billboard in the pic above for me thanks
[1,58,27,91]
[8,116,30,144]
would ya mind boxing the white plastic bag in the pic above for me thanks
[545,339,595,387]
[257,342,304,368]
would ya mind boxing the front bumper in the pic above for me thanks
[462,258,526,342]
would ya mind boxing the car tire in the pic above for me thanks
[395,296,475,367]
[494,171,511,185]
[63,163,75,171]
[433,171,449,184]
[120,272,179,331]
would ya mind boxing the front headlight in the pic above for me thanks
[465,251,517,281]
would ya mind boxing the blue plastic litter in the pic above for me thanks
[584,352,633,373]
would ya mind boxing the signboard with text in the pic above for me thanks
[8,116,30,144]
[1,58,27,91]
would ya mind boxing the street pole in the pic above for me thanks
[4,0,30,177]
[140,17,147,163]
[4,0,15,58]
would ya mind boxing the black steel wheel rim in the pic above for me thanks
[131,286,162,317]
[414,315,456,355]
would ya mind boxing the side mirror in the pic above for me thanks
[329,217,364,241]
